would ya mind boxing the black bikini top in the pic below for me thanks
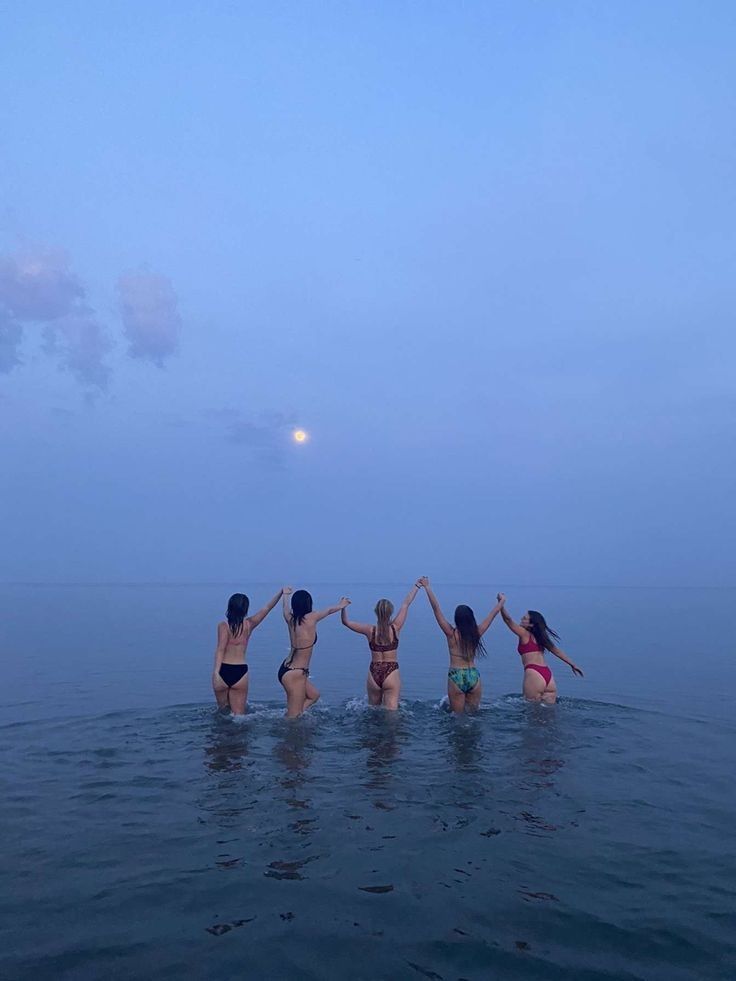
[291,632,317,653]
[369,625,398,653]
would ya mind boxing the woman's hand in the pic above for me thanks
[497,592,506,605]
[418,576,429,588]
[338,597,351,609]
[283,585,293,596]
[571,664,584,677]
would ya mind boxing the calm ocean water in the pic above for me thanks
[1,584,734,979]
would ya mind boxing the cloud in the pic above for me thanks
[118,272,181,365]
[0,247,110,389]
[220,410,298,466]
[0,312,22,374]
[43,310,112,390]
[0,248,84,321]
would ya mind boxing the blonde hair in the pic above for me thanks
[374,598,394,644]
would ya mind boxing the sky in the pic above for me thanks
[1,1,734,587]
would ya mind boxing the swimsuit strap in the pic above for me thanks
[291,631,317,652]
[370,624,398,652]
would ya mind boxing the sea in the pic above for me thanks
[1,583,734,980]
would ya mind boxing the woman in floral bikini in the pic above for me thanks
[341,580,422,710]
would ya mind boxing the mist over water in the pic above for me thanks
[1,584,734,979]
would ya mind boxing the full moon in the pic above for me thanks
[293,429,308,443]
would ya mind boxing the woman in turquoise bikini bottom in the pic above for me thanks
[447,665,480,694]
[419,578,504,713]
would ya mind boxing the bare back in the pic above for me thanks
[219,620,253,665]
[446,629,478,669]
[287,613,319,671]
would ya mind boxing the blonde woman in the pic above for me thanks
[340,581,422,710]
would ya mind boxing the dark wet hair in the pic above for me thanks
[226,593,250,637]
[291,589,313,626]
[527,610,560,652]
[454,604,487,660]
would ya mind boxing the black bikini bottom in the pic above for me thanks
[219,663,248,687]
[278,659,309,684]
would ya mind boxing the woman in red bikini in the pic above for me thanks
[497,593,583,703]
[340,580,422,710]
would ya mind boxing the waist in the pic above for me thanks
[519,653,546,665]
[221,657,246,665]
[370,657,399,665]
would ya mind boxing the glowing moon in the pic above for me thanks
[293,429,308,443]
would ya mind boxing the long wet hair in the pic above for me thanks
[454,604,487,660]
[527,611,560,651]
[291,589,313,626]
[374,598,394,644]
[226,593,250,637]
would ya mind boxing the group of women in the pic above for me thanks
[212,579,584,718]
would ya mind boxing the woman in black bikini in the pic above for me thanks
[340,580,422,710]
[213,588,285,715]
[279,587,350,718]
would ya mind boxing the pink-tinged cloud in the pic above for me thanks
[0,249,83,321]
[0,247,111,389]
[118,272,181,365]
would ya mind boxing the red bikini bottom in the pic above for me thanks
[524,664,552,686]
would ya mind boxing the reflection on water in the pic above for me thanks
[203,715,250,774]
[357,709,404,792]
[517,703,565,790]
[199,714,254,835]
[272,717,315,810]
[444,712,484,772]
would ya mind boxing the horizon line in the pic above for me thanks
[0,580,734,590]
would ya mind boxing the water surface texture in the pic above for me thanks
[1,585,734,979]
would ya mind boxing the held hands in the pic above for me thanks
[338,597,351,609]
[283,586,293,596]
[497,592,506,605]
[417,576,430,588]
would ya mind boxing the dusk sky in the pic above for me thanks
[1,1,734,586]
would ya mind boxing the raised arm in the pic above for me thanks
[392,580,422,631]
[548,644,584,677]
[477,599,504,637]
[419,577,454,638]
[213,622,228,673]
[314,597,351,622]
[498,594,526,639]
[248,587,285,629]
[341,604,372,635]
[282,586,293,623]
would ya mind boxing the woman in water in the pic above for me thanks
[213,588,285,715]
[420,577,503,713]
[340,580,422,710]
[279,587,350,718]
[497,593,583,703]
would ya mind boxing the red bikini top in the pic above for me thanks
[370,625,399,653]
[518,632,542,655]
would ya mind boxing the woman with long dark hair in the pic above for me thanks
[212,588,285,715]
[340,580,422,710]
[420,577,503,713]
[497,593,583,703]
[279,587,350,718]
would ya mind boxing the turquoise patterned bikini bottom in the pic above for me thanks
[448,666,480,694]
